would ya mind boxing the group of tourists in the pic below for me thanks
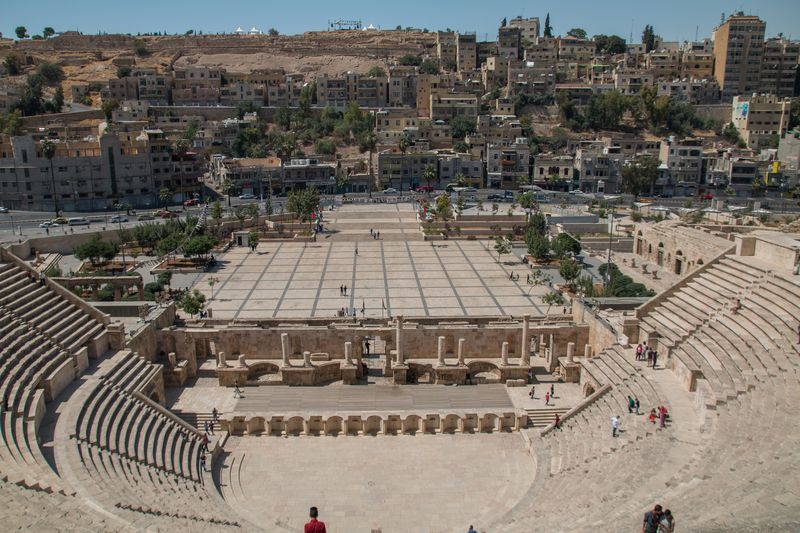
[339,284,349,296]
[649,406,670,428]
[369,229,381,240]
[528,383,556,406]
[643,503,676,532]
[635,342,660,368]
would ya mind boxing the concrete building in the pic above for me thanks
[172,67,223,106]
[760,37,799,98]
[613,69,654,95]
[498,26,521,60]
[712,14,766,100]
[456,32,477,72]
[508,16,540,45]
[0,130,200,211]
[523,38,558,68]
[429,92,479,121]
[778,129,800,171]
[533,154,575,189]
[646,50,681,80]
[378,150,483,190]
[657,137,704,196]
[219,82,267,107]
[680,49,715,80]
[731,94,791,150]
[282,158,338,193]
[388,66,418,107]
[557,36,594,63]
[574,142,624,194]
[208,155,282,196]
[316,73,389,110]
[436,32,458,69]
[656,78,721,104]
[486,138,530,189]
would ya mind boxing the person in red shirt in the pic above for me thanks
[305,506,326,533]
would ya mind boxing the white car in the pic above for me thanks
[110,215,128,223]
[238,193,256,200]
[39,221,60,228]
[383,188,398,194]
[0,207,8,213]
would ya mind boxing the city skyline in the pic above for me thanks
[4,0,800,44]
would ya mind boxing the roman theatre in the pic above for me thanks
[0,204,798,532]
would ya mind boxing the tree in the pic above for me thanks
[422,163,437,191]
[247,230,259,250]
[221,178,234,207]
[398,54,422,66]
[567,28,587,40]
[552,233,581,259]
[211,200,223,224]
[178,289,206,318]
[101,98,119,122]
[1,110,24,136]
[182,235,216,258]
[543,14,552,38]
[274,106,292,130]
[3,54,23,75]
[43,27,55,39]
[435,194,452,221]
[419,59,439,75]
[620,156,660,196]
[75,235,119,266]
[491,203,499,216]
[41,139,58,215]
[117,66,132,78]
[528,212,548,236]
[493,236,512,263]
[336,174,350,194]
[15,26,27,39]
[315,138,336,155]
[526,232,550,261]
[722,122,744,145]
[14,76,44,116]
[542,291,565,314]
[559,257,582,286]
[517,192,537,221]
[585,91,630,130]
[366,66,386,78]
[268,28,279,36]
[133,39,147,56]
[449,116,477,139]
[501,17,507,28]
[159,187,172,209]
[594,34,627,55]
[642,25,656,53]
[155,232,183,257]
[527,268,552,295]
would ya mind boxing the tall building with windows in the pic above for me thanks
[712,13,766,100]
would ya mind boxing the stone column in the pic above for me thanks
[566,342,575,363]
[217,351,228,369]
[168,352,177,367]
[113,287,122,302]
[281,333,289,365]
[344,341,353,365]
[237,354,247,368]
[437,336,446,366]
[303,419,310,436]
[395,315,404,365]
[520,314,531,366]
[137,282,145,301]
[303,351,311,367]
[380,418,387,436]
[501,342,509,366]
[457,338,466,365]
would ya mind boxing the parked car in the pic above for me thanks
[39,221,60,228]
[0,207,8,213]
[415,185,435,193]
[183,198,200,206]
[110,215,128,223]
[68,217,90,226]
[487,194,503,201]
[382,188,398,194]
[159,210,178,219]
[51,217,68,225]
[238,193,256,200]
[137,213,155,221]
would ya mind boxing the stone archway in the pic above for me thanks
[407,362,435,384]
[467,361,502,384]
[674,250,684,275]
[248,362,281,384]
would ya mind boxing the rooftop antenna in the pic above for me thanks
[720,12,725,25]
[695,25,698,42]
[629,19,633,44]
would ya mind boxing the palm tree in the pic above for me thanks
[159,187,172,210]
[41,140,58,215]
[221,178,234,207]
[422,164,437,192]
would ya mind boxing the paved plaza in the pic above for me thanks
[218,432,534,533]
[197,240,547,320]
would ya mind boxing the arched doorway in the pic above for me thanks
[635,231,644,255]
[674,250,684,275]
[657,243,664,267]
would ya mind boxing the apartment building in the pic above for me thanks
[646,50,681,79]
[429,92,479,121]
[680,49,715,80]
[574,142,624,194]
[375,108,419,144]
[507,61,556,96]
[172,67,223,105]
[613,69,655,95]
[456,32,477,72]
[778,130,800,171]
[656,78,721,104]
[486,138,530,189]
[523,38,558,68]
[482,56,510,90]
[436,31,458,69]
[415,74,456,117]
[508,16,540,44]
[388,66,418,107]
[498,26,521,60]
[731,94,791,149]
[0,129,199,211]
[657,137,704,196]
[219,82,267,107]
[759,37,799,98]
[208,155,282,196]
[599,134,661,158]
[712,13,766,100]
[476,115,522,145]
[377,150,483,190]
[533,154,575,189]
[557,36,594,63]
[282,158,338,192]
[0,81,21,114]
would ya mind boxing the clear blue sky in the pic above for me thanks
[4,0,800,43]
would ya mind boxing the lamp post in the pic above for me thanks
[604,208,614,289]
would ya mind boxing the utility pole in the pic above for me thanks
[605,209,614,289]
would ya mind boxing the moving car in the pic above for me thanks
[382,188,398,194]
[183,198,200,207]
[137,213,155,221]
[39,221,61,228]
[238,193,256,200]
[68,217,90,226]
[51,217,68,225]
[109,215,128,223]
[159,210,178,219]
[487,194,503,200]
[0,207,8,213]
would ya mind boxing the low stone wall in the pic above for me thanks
[126,303,177,363]
[220,410,528,436]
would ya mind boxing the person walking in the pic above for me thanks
[365,340,371,356]
[200,454,206,472]
[652,350,659,369]
[658,509,675,533]
[550,383,555,398]
[649,408,657,424]
[233,380,242,399]
[641,341,648,361]
[553,413,561,431]
[646,348,653,367]
[636,343,643,360]
[201,432,209,453]
[529,385,535,399]
[370,228,373,237]
[642,504,663,533]
[304,506,327,533]
[544,391,550,406]
[634,397,640,415]
[212,407,218,423]
[627,395,635,414]
[355,247,358,256]
[611,415,620,437]
[659,407,667,429]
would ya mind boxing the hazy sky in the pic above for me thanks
[4,0,799,43]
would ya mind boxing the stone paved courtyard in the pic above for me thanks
[196,240,547,320]
[218,432,534,533]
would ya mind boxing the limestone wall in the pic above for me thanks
[571,299,622,357]
[126,303,177,362]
